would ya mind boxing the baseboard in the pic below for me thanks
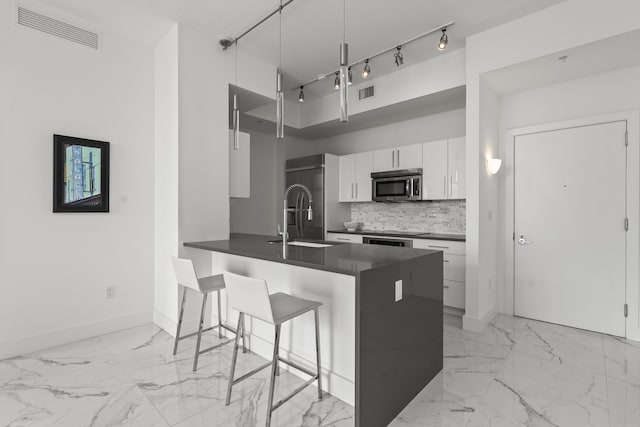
[444,306,465,317]
[462,304,498,333]
[0,311,152,360]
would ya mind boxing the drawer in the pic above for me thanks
[413,239,465,255]
[444,280,465,309]
[326,233,363,244]
[443,254,465,282]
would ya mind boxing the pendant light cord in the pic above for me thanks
[343,0,346,43]
[279,0,283,69]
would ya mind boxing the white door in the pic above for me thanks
[514,121,627,337]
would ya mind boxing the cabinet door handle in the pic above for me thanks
[443,285,450,289]
[337,237,350,241]
[449,176,453,196]
[429,245,450,249]
[351,183,354,199]
[397,149,400,168]
[443,176,447,197]
[356,182,358,199]
[443,259,450,263]
[392,150,395,169]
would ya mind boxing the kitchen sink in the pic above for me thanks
[287,241,333,248]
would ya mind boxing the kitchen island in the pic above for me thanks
[184,234,442,427]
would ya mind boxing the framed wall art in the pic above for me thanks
[53,134,110,212]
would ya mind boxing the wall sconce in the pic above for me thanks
[486,158,502,175]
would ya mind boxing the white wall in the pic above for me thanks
[284,108,466,158]
[464,0,640,331]
[0,3,155,358]
[154,26,180,331]
[153,24,278,336]
[230,131,279,236]
[496,65,640,320]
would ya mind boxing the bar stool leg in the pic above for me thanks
[193,292,208,372]
[241,314,247,353]
[314,308,323,399]
[226,313,244,406]
[173,286,188,355]
[266,325,281,427]
[217,290,223,339]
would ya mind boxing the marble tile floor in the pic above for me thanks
[1,314,639,426]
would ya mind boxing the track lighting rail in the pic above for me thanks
[223,0,295,50]
[291,21,454,91]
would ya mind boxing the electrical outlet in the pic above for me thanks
[105,286,115,299]
[395,280,402,302]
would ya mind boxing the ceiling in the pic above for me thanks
[483,28,640,95]
[39,0,567,99]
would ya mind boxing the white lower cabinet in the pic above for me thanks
[326,232,363,244]
[412,239,466,309]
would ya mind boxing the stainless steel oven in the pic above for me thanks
[363,236,413,247]
[371,168,422,202]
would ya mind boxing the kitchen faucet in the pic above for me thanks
[279,184,313,258]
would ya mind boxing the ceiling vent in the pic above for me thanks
[17,6,100,50]
[359,86,375,100]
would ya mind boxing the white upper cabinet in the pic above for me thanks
[229,130,250,198]
[372,143,423,172]
[447,137,466,199]
[422,137,466,200]
[422,139,448,200]
[339,152,373,202]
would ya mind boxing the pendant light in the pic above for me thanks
[298,86,304,102]
[276,0,284,139]
[339,0,348,122]
[232,41,240,150]
[333,72,340,89]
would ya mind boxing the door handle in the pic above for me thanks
[518,234,532,245]
[392,150,395,169]
[397,149,400,168]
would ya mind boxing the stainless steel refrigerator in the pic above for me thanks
[285,154,325,240]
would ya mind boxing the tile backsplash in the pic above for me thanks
[351,200,465,234]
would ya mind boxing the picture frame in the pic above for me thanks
[53,134,110,212]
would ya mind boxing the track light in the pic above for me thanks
[394,45,403,66]
[334,71,340,89]
[362,59,370,78]
[348,67,353,85]
[298,86,304,102]
[438,28,448,51]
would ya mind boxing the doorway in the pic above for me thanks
[513,120,628,336]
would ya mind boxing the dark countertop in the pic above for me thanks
[327,229,466,242]
[184,233,439,277]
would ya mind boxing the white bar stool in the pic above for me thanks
[170,256,245,372]
[222,271,323,427]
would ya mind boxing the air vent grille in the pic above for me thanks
[359,86,375,100]
[17,6,100,50]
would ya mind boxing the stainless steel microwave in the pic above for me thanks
[371,168,422,202]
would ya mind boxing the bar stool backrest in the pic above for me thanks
[223,271,274,324]
[171,256,201,292]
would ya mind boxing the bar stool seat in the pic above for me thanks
[170,256,245,372]
[222,271,323,427]
[270,293,321,325]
